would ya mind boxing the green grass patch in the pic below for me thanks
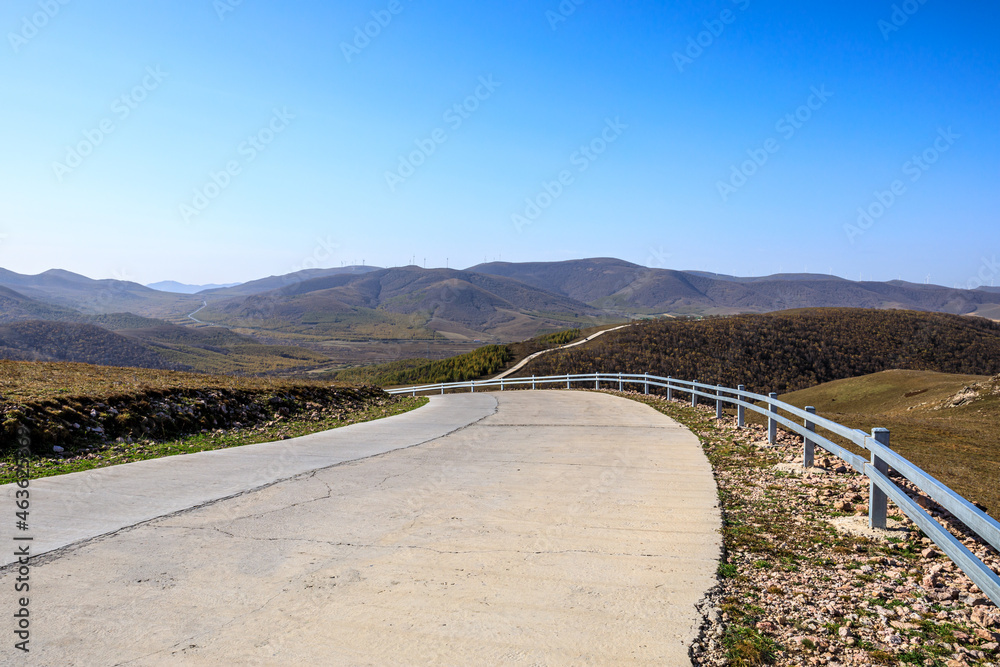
[723,625,779,666]
[718,562,739,578]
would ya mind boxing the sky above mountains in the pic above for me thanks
[1,1,997,288]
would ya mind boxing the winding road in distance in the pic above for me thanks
[187,300,208,324]
[492,323,633,380]
[1,389,720,665]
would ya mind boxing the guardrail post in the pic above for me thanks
[691,384,697,408]
[716,385,723,419]
[644,373,649,395]
[596,374,600,390]
[803,406,816,467]
[471,381,474,393]
[532,375,536,390]
[500,378,504,391]
[869,428,891,530]
[566,374,570,389]
[618,373,623,392]
[440,384,444,395]
[737,385,745,428]
[767,393,778,444]
[666,377,672,401]
[412,388,416,397]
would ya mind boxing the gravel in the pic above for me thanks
[617,391,999,667]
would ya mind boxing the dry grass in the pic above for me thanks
[777,370,1000,517]
[0,396,426,484]
[0,359,352,404]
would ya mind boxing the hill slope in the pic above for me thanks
[0,285,82,323]
[200,265,381,297]
[0,321,176,369]
[780,370,1000,516]
[516,308,1000,393]
[199,266,606,340]
[0,317,334,376]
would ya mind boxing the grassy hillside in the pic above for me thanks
[0,359,325,403]
[517,308,1000,393]
[779,370,1000,518]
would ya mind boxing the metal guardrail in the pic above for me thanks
[387,372,1000,606]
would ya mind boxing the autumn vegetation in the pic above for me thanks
[331,327,588,386]
[516,309,1000,394]
[331,344,514,386]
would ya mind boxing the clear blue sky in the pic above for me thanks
[1,1,997,288]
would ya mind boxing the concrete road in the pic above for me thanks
[0,394,498,568]
[1,390,721,666]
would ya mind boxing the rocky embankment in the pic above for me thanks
[623,392,1000,667]
[1,383,387,456]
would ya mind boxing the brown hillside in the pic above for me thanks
[0,321,175,370]
[516,308,1000,394]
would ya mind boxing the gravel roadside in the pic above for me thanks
[613,390,1000,667]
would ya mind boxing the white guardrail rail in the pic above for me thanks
[387,372,1000,606]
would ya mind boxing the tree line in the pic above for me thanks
[334,344,514,386]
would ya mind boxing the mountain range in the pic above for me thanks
[1,258,999,373]
[469,259,1000,319]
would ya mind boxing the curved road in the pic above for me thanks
[1,390,720,665]
[187,300,209,324]
[492,324,632,380]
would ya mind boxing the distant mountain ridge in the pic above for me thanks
[198,266,605,341]
[147,281,241,294]
[3,259,1000,375]
[6,259,999,325]
[469,258,1000,319]
[0,267,200,317]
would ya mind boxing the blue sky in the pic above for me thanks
[1,0,997,288]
